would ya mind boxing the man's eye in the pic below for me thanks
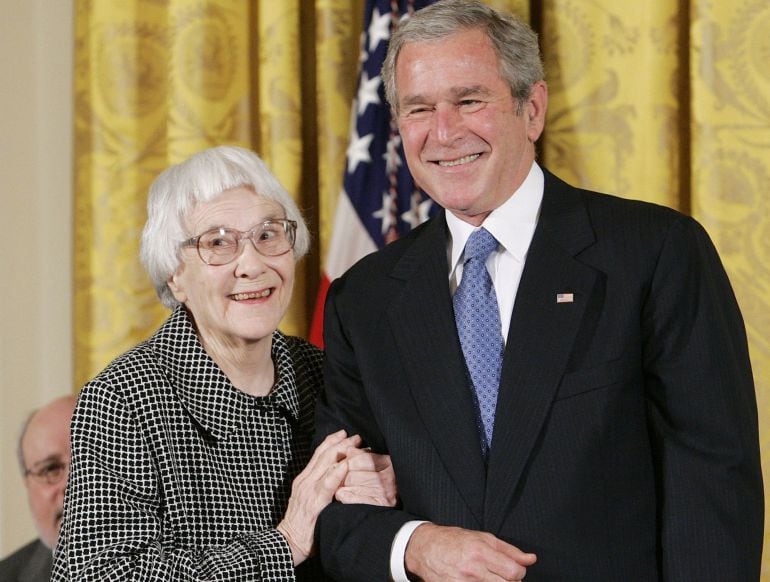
[41,463,65,477]
[459,99,483,110]
[405,106,431,116]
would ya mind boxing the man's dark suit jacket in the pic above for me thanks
[315,169,764,581]
[0,539,53,582]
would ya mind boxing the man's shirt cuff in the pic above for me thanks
[389,520,429,581]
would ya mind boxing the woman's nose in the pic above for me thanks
[234,236,268,277]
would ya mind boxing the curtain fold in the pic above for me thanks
[73,1,769,572]
[690,7,770,572]
[540,0,684,208]
[255,1,309,336]
[315,0,364,260]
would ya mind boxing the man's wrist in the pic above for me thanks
[389,520,429,581]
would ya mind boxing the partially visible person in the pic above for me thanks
[0,394,76,582]
[51,146,396,581]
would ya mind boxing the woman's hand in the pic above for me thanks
[335,448,398,507]
[276,430,360,565]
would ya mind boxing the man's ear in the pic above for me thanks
[525,80,548,142]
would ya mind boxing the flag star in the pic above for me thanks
[368,7,391,52]
[346,129,374,174]
[383,134,403,174]
[401,193,433,229]
[372,192,397,234]
[357,71,381,115]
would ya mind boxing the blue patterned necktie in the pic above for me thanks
[453,227,504,457]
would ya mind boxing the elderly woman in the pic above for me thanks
[51,146,395,581]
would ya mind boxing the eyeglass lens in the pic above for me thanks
[27,461,68,485]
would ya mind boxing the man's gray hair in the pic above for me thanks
[140,146,311,308]
[382,0,544,113]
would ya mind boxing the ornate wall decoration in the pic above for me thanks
[541,0,682,208]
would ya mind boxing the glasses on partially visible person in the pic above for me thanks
[182,219,297,266]
[25,459,69,485]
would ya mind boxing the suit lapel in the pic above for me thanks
[484,171,598,532]
[387,215,487,525]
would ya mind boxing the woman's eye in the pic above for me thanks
[202,234,235,249]
[259,229,278,241]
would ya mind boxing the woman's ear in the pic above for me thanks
[167,265,188,304]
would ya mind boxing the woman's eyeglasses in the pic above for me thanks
[182,219,297,266]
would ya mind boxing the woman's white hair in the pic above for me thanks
[140,145,310,308]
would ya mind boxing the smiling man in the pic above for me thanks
[314,1,763,580]
[0,395,76,582]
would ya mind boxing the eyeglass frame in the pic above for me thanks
[181,219,298,266]
[24,459,69,485]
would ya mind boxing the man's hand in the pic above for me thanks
[405,523,537,581]
[335,447,397,506]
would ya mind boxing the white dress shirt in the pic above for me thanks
[389,161,544,581]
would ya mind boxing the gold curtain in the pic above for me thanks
[74,0,769,573]
[690,3,770,573]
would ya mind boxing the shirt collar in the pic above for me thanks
[446,161,543,270]
[150,306,300,441]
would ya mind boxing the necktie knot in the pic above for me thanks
[464,228,498,264]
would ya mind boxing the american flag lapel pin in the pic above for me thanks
[556,292,574,304]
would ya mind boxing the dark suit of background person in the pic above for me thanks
[0,395,76,582]
[314,1,764,580]
[0,539,52,582]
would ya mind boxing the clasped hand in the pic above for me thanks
[277,430,397,565]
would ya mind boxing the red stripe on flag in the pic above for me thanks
[309,274,330,348]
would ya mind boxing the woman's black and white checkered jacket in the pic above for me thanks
[51,305,329,581]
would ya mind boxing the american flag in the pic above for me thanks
[309,0,437,346]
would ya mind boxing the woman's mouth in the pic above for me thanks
[231,289,272,301]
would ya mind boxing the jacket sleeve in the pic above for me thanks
[641,215,764,580]
[315,276,420,581]
[50,381,295,582]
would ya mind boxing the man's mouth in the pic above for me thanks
[230,289,272,301]
[437,153,481,167]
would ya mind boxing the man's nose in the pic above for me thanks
[433,105,463,144]
[53,475,67,501]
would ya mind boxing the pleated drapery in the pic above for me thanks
[73,2,769,573]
